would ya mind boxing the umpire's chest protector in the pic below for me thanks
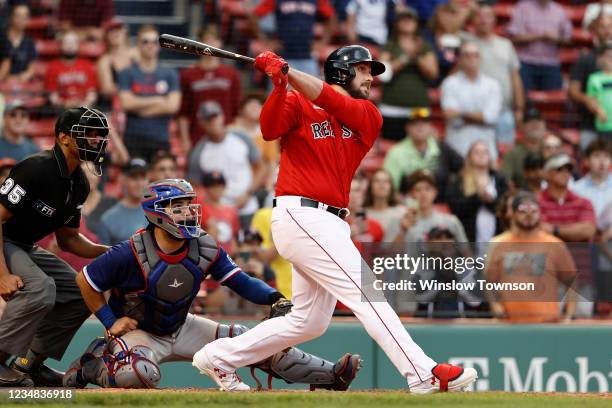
[126,230,218,335]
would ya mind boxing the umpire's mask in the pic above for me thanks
[55,107,110,176]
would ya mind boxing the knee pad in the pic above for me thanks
[216,323,249,339]
[111,346,161,389]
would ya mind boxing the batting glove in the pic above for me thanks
[255,51,288,88]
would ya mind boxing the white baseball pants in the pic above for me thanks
[201,197,437,386]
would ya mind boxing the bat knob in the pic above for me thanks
[281,63,289,75]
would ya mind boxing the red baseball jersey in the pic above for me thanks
[261,83,382,208]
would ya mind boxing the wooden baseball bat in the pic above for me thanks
[159,34,288,74]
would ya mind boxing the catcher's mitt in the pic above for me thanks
[269,298,293,319]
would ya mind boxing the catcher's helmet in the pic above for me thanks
[142,179,202,239]
[55,107,109,167]
[324,45,385,87]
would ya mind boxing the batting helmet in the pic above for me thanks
[142,179,202,239]
[324,45,385,87]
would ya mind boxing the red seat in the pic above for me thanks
[527,90,567,106]
[35,39,59,58]
[359,155,384,173]
[572,28,593,46]
[560,128,580,145]
[27,15,49,31]
[561,5,586,24]
[27,119,56,139]
[493,3,513,21]
[560,48,580,66]
[219,0,248,17]
[79,42,105,59]
[376,139,396,155]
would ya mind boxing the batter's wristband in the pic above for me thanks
[95,304,117,329]
[268,291,284,304]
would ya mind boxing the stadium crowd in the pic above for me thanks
[0,0,611,321]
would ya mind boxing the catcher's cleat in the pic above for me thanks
[311,353,362,391]
[193,349,250,392]
[10,360,64,387]
[410,363,477,394]
[0,361,34,387]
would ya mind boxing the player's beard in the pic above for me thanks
[346,81,370,99]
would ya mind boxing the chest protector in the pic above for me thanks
[120,230,219,335]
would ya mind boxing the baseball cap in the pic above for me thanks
[197,101,223,120]
[122,157,148,176]
[103,17,125,32]
[202,170,226,187]
[4,100,27,115]
[543,153,573,171]
[427,226,455,241]
[407,108,431,123]
[237,228,263,245]
[523,106,543,123]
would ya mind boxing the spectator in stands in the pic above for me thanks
[228,91,278,199]
[394,170,468,244]
[501,106,546,189]
[58,0,113,42]
[583,0,612,30]
[486,192,576,322]
[96,18,137,112]
[405,0,447,30]
[200,170,239,254]
[446,141,508,247]
[441,41,502,161]
[507,0,572,91]
[187,101,265,228]
[148,150,178,182]
[378,8,439,141]
[383,108,463,195]
[347,173,384,245]
[587,42,612,138]
[0,157,15,184]
[569,15,612,150]
[523,151,546,193]
[178,25,242,153]
[0,3,36,83]
[426,0,476,80]
[466,4,524,145]
[118,25,180,161]
[573,140,612,218]
[96,158,148,245]
[541,133,564,161]
[413,225,482,318]
[496,190,518,232]
[346,0,396,46]
[80,162,117,236]
[539,153,597,242]
[0,101,39,162]
[46,30,98,110]
[248,0,337,77]
[362,169,404,241]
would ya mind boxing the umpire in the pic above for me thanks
[0,107,110,387]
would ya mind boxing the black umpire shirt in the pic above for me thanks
[0,144,90,247]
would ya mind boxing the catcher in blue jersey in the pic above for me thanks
[63,179,361,390]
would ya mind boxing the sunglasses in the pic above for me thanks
[554,165,572,173]
[516,203,539,213]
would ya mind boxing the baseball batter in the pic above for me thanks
[194,46,478,393]
[64,179,361,390]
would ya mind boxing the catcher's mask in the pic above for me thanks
[142,179,202,239]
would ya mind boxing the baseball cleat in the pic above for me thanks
[10,360,65,387]
[193,349,250,392]
[409,363,477,394]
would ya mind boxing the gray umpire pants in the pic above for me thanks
[0,242,91,360]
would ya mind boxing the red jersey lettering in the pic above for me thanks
[260,83,382,208]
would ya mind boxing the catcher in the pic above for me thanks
[63,179,361,390]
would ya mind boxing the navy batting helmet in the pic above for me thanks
[324,45,385,87]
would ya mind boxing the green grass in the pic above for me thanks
[0,390,610,408]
